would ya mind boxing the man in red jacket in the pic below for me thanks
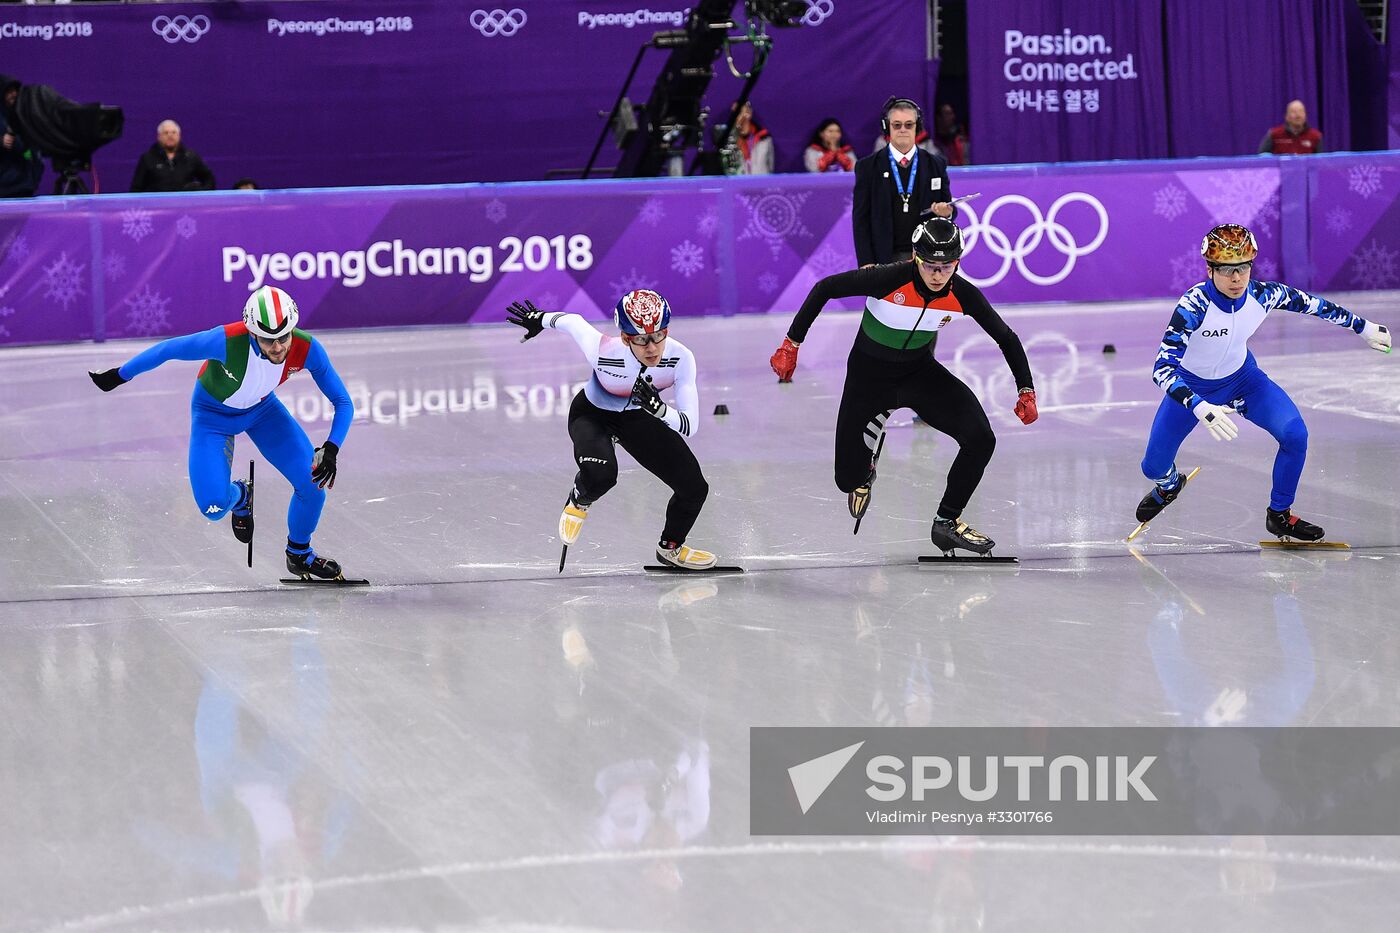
[1258,101,1323,155]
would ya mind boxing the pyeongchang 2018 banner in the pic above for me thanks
[967,0,1169,165]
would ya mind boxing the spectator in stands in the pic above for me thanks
[804,118,856,173]
[933,103,970,166]
[853,97,955,267]
[130,119,216,192]
[233,178,260,190]
[1258,100,1322,155]
[731,102,773,175]
[0,75,43,198]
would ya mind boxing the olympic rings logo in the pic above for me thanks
[958,192,1109,287]
[802,0,836,26]
[152,15,210,44]
[470,8,527,37]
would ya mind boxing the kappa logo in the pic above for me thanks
[152,14,211,44]
[788,741,864,814]
[205,504,223,514]
[470,8,527,37]
[1201,328,1229,337]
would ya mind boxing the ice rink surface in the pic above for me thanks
[4,291,1400,931]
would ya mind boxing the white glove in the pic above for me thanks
[1193,401,1239,441]
[1361,320,1392,353]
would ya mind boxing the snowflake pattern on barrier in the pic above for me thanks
[1151,184,1188,222]
[697,207,719,238]
[607,267,659,296]
[1351,239,1399,287]
[176,215,197,239]
[121,209,155,243]
[4,234,30,264]
[757,272,779,295]
[1325,207,1353,238]
[43,252,86,310]
[807,243,847,277]
[103,253,128,282]
[1252,193,1281,240]
[670,240,704,278]
[736,190,813,261]
[485,199,507,224]
[1200,171,1279,227]
[639,198,666,227]
[124,285,173,337]
[1169,249,1205,292]
[1348,164,1384,200]
[0,306,13,339]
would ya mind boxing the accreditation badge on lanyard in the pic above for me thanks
[888,146,918,214]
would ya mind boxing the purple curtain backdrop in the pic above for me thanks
[0,1,925,190]
[5,152,1396,348]
[966,0,1169,165]
[1390,0,1400,148]
[1166,0,1318,158]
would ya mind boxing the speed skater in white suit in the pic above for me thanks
[506,290,718,571]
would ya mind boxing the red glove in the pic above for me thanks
[1014,389,1038,425]
[770,337,800,382]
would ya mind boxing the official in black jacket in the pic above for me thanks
[131,120,215,192]
[852,99,955,267]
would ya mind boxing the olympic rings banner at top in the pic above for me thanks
[2,152,1396,347]
[0,0,925,189]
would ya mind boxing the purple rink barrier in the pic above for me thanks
[0,152,1396,347]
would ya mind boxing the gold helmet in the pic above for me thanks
[1201,224,1258,264]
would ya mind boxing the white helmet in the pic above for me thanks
[242,285,299,339]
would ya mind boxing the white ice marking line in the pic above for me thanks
[1038,401,1157,413]
[224,626,320,635]
[51,838,1400,930]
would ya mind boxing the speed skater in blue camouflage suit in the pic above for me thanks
[1136,223,1392,542]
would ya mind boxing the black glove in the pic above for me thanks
[311,441,339,489]
[630,375,668,419]
[89,368,127,392]
[506,299,545,342]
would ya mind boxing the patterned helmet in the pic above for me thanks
[1201,224,1258,264]
[242,285,299,339]
[614,289,671,335]
[912,216,964,262]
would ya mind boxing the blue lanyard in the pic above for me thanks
[887,146,918,211]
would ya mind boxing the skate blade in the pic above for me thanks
[279,577,371,586]
[644,564,745,575]
[559,544,568,574]
[246,459,254,568]
[1258,540,1350,550]
[919,554,1018,566]
[1125,466,1200,543]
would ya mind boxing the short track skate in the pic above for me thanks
[920,518,1017,566]
[852,432,886,536]
[1259,508,1347,550]
[1126,466,1201,543]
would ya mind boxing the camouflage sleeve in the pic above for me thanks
[1151,297,1208,409]
[1258,282,1366,333]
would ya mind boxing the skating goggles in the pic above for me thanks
[915,257,958,275]
[256,333,293,347]
[1208,261,1253,278]
[623,329,668,346]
